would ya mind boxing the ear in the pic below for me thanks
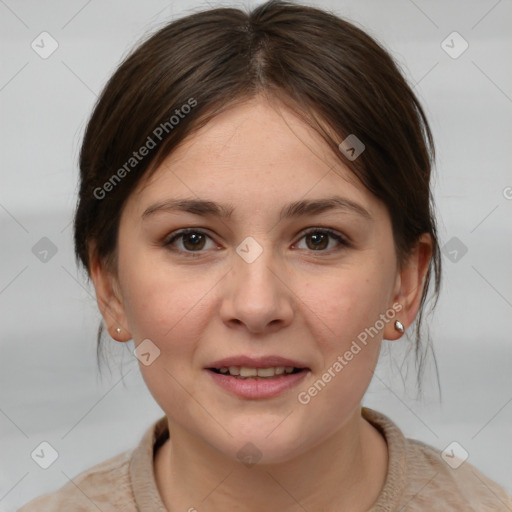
[384,233,433,340]
[88,244,131,342]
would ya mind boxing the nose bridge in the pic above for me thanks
[234,234,279,291]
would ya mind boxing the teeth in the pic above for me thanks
[256,367,277,377]
[239,367,257,377]
[217,366,299,378]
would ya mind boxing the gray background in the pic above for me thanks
[1,0,511,509]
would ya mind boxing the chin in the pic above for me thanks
[215,424,309,466]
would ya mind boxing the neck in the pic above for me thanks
[155,406,388,512]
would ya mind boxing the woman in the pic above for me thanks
[19,0,512,510]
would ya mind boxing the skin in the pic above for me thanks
[90,94,432,511]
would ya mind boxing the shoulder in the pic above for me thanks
[362,407,512,511]
[403,437,512,511]
[18,449,136,511]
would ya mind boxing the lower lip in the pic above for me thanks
[205,369,309,399]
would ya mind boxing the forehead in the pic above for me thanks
[152,97,344,178]
[124,96,385,222]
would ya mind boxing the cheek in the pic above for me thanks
[309,266,392,337]
[117,246,206,345]
[118,257,217,410]
[301,261,394,388]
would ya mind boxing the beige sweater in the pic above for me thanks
[18,407,512,511]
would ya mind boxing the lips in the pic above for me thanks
[206,355,309,370]
[206,362,310,399]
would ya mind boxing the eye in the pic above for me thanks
[163,227,349,257]
[295,228,349,252]
[164,229,216,255]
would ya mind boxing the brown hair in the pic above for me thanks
[73,0,441,393]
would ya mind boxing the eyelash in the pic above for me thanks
[163,227,350,257]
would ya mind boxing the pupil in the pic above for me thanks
[184,233,204,251]
[308,233,327,250]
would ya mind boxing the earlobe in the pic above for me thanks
[384,234,433,341]
[88,245,131,342]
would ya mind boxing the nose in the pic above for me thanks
[219,238,294,335]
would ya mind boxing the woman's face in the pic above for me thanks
[102,96,409,464]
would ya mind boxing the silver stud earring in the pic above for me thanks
[116,327,122,334]
[394,320,405,334]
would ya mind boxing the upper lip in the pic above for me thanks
[206,355,309,369]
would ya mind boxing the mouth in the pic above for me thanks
[204,358,310,399]
[204,355,311,398]
[207,366,307,379]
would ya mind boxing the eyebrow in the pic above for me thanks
[142,196,372,222]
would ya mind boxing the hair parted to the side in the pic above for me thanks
[73,0,442,395]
